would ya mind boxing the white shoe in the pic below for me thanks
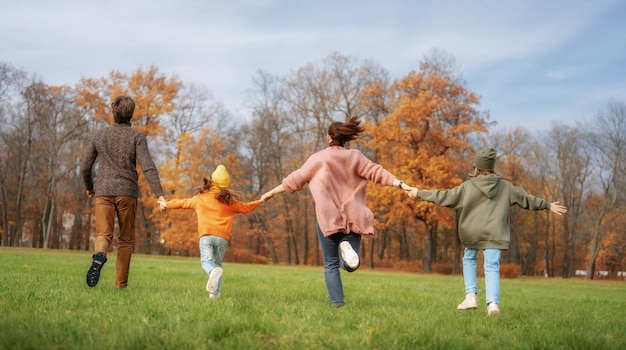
[339,241,359,270]
[487,302,500,317]
[457,293,478,310]
[206,267,223,294]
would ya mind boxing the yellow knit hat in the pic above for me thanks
[211,164,230,188]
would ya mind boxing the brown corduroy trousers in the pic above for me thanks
[93,196,138,288]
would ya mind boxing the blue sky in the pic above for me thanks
[1,0,625,132]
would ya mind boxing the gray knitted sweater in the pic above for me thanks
[81,123,164,198]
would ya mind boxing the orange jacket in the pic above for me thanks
[166,190,261,240]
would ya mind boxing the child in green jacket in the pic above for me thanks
[404,148,567,316]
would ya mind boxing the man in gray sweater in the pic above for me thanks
[81,95,166,289]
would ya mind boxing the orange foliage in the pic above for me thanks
[365,63,488,224]
[75,65,181,138]
[363,61,489,269]
[155,126,252,254]
[393,260,422,273]
[500,263,522,278]
[432,263,454,275]
[597,206,626,271]
[226,248,269,265]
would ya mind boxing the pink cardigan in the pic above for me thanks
[282,146,395,236]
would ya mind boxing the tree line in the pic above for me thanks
[1,51,624,280]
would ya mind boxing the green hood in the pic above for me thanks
[468,174,501,199]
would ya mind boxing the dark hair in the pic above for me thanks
[111,95,135,124]
[328,116,365,147]
[196,177,236,205]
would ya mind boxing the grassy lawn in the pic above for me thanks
[1,247,625,349]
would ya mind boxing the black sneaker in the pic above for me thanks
[86,252,107,287]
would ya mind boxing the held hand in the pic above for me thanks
[260,192,274,203]
[404,186,418,199]
[158,196,166,212]
[549,201,567,216]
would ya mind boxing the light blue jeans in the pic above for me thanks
[199,235,227,294]
[316,221,362,307]
[462,248,501,305]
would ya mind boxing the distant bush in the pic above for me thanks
[432,263,454,275]
[393,260,422,273]
[226,248,269,265]
[500,263,521,278]
[252,254,269,265]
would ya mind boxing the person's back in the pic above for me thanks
[82,95,165,289]
[284,146,395,237]
[260,116,409,307]
[405,147,566,316]
[167,189,260,240]
[162,165,262,299]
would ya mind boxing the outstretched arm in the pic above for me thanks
[549,201,567,215]
[261,184,285,203]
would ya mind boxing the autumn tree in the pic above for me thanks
[155,81,252,256]
[585,99,626,279]
[548,123,593,277]
[157,128,237,254]
[366,54,489,272]
[241,70,289,264]
[20,83,89,248]
[0,62,28,246]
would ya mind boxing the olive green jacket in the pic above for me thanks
[417,174,551,250]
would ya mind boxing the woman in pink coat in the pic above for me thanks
[261,116,409,307]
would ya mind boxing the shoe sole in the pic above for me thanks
[457,304,478,310]
[86,254,107,287]
[487,303,500,317]
[340,242,359,270]
[206,267,223,294]
[488,307,500,317]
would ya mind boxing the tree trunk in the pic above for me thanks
[422,222,434,273]
[585,210,606,280]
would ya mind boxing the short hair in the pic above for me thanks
[111,96,135,123]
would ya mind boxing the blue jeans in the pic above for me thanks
[199,235,227,294]
[316,221,362,307]
[462,248,501,305]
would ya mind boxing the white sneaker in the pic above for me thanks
[339,241,359,270]
[487,302,500,317]
[457,293,478,310]
[206,267,223,294]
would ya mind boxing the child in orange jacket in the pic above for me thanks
[161,165,261,299]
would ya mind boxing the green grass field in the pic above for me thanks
[1,247,625,350]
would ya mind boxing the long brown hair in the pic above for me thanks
[328,116,365,147]
[195,176,237,205]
